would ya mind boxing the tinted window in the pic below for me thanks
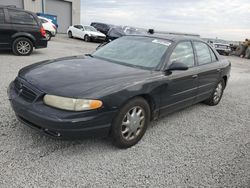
[170,41,195,67]
[0,8,4,24]
[194,42,211,65]
[209,47,217,62]
[8,9,37,25]
[84,26,97,32]
[74,25,83,29]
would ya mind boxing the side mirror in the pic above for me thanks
[166,62,189,71]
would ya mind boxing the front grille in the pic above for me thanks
[14,79,38,102]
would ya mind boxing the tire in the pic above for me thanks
[84,35,90,42]
[111,97,150,148]
[45,31,52,41]
[203,79,225,106]
[12,37,33,56]
[68,31,73,38]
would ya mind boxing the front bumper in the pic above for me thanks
[90,35,106,41]
[7,80,116,139]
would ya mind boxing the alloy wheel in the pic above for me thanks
[213,82,223,103]
[16,41,31,55]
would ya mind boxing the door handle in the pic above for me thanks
[192,74,198,79]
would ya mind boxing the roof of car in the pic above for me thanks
[126,34,204,43]
[0,5,35,15]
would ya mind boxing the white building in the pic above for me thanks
[0,0,80,33]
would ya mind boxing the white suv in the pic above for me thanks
[38,16,57,41]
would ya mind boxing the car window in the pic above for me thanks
[169,41,195,67]
[84,26,97,32]
[8,9,37,25]
[40,18,48,23]
[93,36,171,69]
[209,47,217,62]
[194,42,212,65]
[0,8,4,24]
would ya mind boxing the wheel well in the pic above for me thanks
[134,94,156,121]
[222,76,227,86]
[12,36,35,46]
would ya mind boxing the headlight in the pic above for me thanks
[43,95,103,111]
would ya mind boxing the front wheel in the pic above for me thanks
[68,31,73,38]
[111,97,150,148]
[203,80,225,106]
[84,35,90,42]
[45,31,52,41]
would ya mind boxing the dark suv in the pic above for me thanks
[0,6,47,56]
[90,22,113,35]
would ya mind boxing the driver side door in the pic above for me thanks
[159,41,199,117]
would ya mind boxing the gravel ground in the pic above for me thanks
[0,35,250,187]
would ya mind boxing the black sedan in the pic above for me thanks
[8,35,231,148]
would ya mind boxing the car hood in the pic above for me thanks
[18,56,151,98]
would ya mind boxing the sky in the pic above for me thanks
[81,0,250,41]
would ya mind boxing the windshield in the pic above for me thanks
[84,26,97,32]
[92,36,171,69]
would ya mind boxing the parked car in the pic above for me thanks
[0,6,47,56]
[90,22,114,35]
[208,39,231,56]
[67,25,106,42]
[8,35,231,148]
[38,16,57,41]
[106,26,147,41]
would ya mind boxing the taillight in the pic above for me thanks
[40,27,46,37]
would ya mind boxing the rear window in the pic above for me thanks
[40,18,48,23]
[0,8,4,24]
[8,9,37,25]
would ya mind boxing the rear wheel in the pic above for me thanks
[111,97,150,148]
[203,80,225,106]
[45,31,52,41]
[12,37,33,56]
[68,31,73,38]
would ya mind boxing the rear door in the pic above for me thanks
[193,41,221,102]
[0,8,12,49]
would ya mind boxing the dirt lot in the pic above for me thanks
[0,35,250,187]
